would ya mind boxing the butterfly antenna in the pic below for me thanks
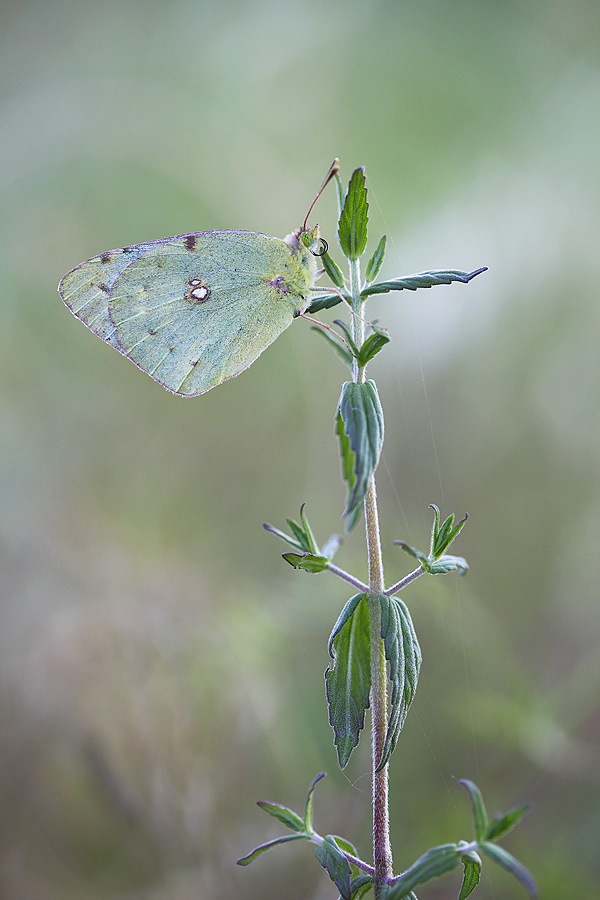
[303,158,340,230]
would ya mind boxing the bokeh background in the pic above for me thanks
[2,1,599,897]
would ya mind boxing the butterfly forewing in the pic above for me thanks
[108,231,309,396]
[59,241,169,349]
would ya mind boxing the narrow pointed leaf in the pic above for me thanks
[236,833,309,866]
[306,291,349,314]
[459,779,489,842]
[304,771,326,833]
[356,325,391,367]
[361,267,487,298]
[282,552,329,573]
[333,319,360,357]
[256,801,306,833]
[337,380,384,527]
[485,805,531,842]
[300,503,320,554]
[382,844,461,898]
[393,540,429,564]
[315,835,353,900]
[376,596,422,770]
[479,842,537,897]
[312,325,354,366]
[326,594,371,768]
[322,251,346,288]
[459,854,482,899]
[365,235,387,283]
[263,521,304,551]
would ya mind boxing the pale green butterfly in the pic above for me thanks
[59,161,339,396]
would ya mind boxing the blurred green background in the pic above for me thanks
[2,0,599,897]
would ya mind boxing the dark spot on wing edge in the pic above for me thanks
[185,235,197,251]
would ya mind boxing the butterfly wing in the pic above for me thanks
[107,231,310,396]
[59,239,172,349]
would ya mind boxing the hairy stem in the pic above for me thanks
[349,256,393,892]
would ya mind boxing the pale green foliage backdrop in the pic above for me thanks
[1,1,599,898]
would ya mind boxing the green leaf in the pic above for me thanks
[321,250,346,289]
[304,771,326,833]
[365,235,386,283]
[306,291,350,314]
[376,596,422,770]
[326,594,371,768]
[356,324,391,367]
[428,554,468,575]
[315,835,353,900]
[381,844,461,898]
[348,874,373,899]
[336,380,384,527]
[459,779,489,842]
[282,552,329,573]
[458,853,482,899]
[327,594,367,654]
[338,168,369,261]
[312,325,354,367]
[332,319,360,358]
[485,805,531,842]
[256,801,306,833]
[236,833,309,866]
[393,540,429,565]
[479,842,537,897]
[263,521,304,551]
[361,267,487,298]
[430,505,468,558]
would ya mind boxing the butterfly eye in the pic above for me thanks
[311,237,328,257]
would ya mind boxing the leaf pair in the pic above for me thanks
[263,504,341,573]
[325,593,421,769]
[394,504,468,575]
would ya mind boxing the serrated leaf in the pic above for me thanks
[312,325,354,367]
[458,855,481,899]
[322,251,346,288]
[315,835,353,900]
[326,594,371,768]
[459,779,489,842]
[356,325,391,367]
[304,771,326,833]
[479,842,537,897]
[365,235,387,283]
[337,380,384,526]
[339,168,369,261]
[428,554,468,575]
[361,267,487,298]
[256,801,306,833]
[485,805,531,841]
[236,833,309,866]
[376,596,422,770]
[282,552,329,573]
[382,844,461,898]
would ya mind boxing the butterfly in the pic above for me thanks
[58,161,339,397]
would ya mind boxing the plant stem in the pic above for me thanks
[349,256,393,893]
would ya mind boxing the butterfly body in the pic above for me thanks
[59,227,319,396]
